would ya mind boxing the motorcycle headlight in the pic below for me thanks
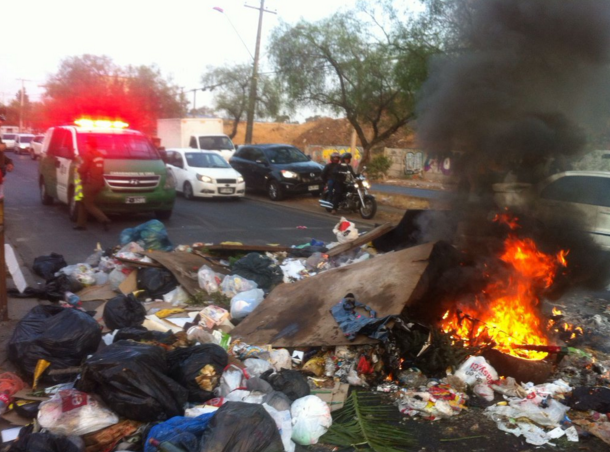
[197,174,213,183]
[237,176,244,184]
[164,170,176,189]
[281,170,298,179]
[362,180,371,189]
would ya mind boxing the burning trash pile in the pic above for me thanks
[2,210,610,451]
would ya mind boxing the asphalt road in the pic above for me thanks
[371,183,454,200]
[3,154,369,268]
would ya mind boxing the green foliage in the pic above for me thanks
[187,290,231,308]
[322,391,412,451]
[366,154,392,180]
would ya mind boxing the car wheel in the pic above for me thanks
[267,180,284,201]
[183,182,195,200]
[39,177,53,205]
[156,210,172,220]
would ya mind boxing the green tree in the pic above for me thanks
[201,63,281,139]
[42,54,187,135]
[268,5,436,167]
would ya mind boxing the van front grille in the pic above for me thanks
[104,175,160,191]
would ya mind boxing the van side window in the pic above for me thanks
[189,136,197,148]
[57,131,75,159]
[47,129,65,157]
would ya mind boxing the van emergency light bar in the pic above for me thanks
[74,119,129,129]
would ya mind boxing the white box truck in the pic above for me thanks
[157,118,236,161]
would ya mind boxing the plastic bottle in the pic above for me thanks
[325,355,336,377]
[64,291,81,307]
[148,438,187,452]
[0,373,26,415]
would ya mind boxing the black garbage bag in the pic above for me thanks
[137,267,178,299]
[114,326,176,344]
[32,253,68,281]
[168,344,229,403]
[199,402,284,452]
[231,253,283,291]
[567,387,610,412]
[261,369,310,402]
[8,305,102,383]
[103,294,146,331]
[77,340,188,422]
[8,274,83,302]
[8,430,82,452]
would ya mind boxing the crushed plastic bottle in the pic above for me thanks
[64,291,81,307]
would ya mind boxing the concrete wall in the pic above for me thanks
[384,147,453,180]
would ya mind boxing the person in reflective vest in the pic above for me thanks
[74,137,111,231]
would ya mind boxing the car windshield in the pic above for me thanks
[20,136,33,143]
[185,152,230,168]
[265,147,309,164]
[2,134,15,140]
[197,136,234,151]
[76,132,159,160]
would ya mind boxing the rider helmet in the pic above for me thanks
[341,152,352,162]
[330,152,340,162]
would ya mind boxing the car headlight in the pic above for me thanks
[164,170,176,189]
[237,176,244,184]
[197,174,213,183]
[362,180,371,189]
[281,170,298,179]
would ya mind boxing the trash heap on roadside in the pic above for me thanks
[3,217,610,451]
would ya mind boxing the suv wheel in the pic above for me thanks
[183,182,194,200]
[267,180,284,201]
[39,177,53,205]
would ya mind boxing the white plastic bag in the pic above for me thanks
[220,274,258,298]
[332,217,359,244]
[291,395,332,445]
[162,285,191,306]
[264,403,295,452]
[197,265,223,293]
[58,263,97,286]
[230,288,265,320]
[454,356,498,386]
[218,365,246,397]
[244,358,274,378]
[269,348,292,371]
[37,389,119,436]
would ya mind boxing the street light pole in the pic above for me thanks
[244,0,276,144]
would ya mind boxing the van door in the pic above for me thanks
[40,128,60,198]
[55,129,75,203]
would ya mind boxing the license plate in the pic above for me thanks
[219,187,235,194]
[126,196,146,204]
[308,185,319,191]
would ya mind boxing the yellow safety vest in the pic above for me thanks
[74,173,83,201]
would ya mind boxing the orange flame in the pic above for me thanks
[441,227,567,360]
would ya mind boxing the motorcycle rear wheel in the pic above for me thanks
[359,195,377,219]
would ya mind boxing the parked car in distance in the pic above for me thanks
[165,148,245,199]
[30,134,45,159]
[494,171,610,249]
[1,133,16,151]
[15,133,35,155]
[229,144,323,201]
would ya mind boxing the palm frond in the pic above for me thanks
[321,391,413,451]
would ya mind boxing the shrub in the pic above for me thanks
[366,154,392,180]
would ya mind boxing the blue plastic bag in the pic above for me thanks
[145,413,215,452]
[120,219,173,251]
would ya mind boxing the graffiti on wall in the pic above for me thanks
[305,145,363,167]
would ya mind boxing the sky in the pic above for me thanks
[0,0,365,115]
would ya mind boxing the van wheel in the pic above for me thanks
[39,177,53,205]
[183,182,194,200]
[267,181,284,201]
[156,210,172,220]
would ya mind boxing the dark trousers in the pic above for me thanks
[77,184,110,227]
[332,182,346,209]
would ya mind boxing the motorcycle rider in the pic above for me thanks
[321,152,341,202]
[331,152,356,214]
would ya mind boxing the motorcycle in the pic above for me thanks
[319,171,377,219]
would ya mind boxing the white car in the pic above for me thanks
[30,134,45,160]
[1,133,16,151]
[15,133,35,155]
[165,148,245,199]
[494,171,610,249]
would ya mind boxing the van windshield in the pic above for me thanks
[77,132,159,160]
[197,136,234,151]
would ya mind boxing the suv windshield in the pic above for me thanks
[197,136,234,151]
[185,152,230,168]
[265,146,309,164]
[76,132,159,160]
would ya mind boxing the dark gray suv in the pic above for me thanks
[229,144,323,200]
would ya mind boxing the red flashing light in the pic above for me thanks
[74,118,129,129]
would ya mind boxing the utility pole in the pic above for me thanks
[244,0,276,144]
[16,79,31,133]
